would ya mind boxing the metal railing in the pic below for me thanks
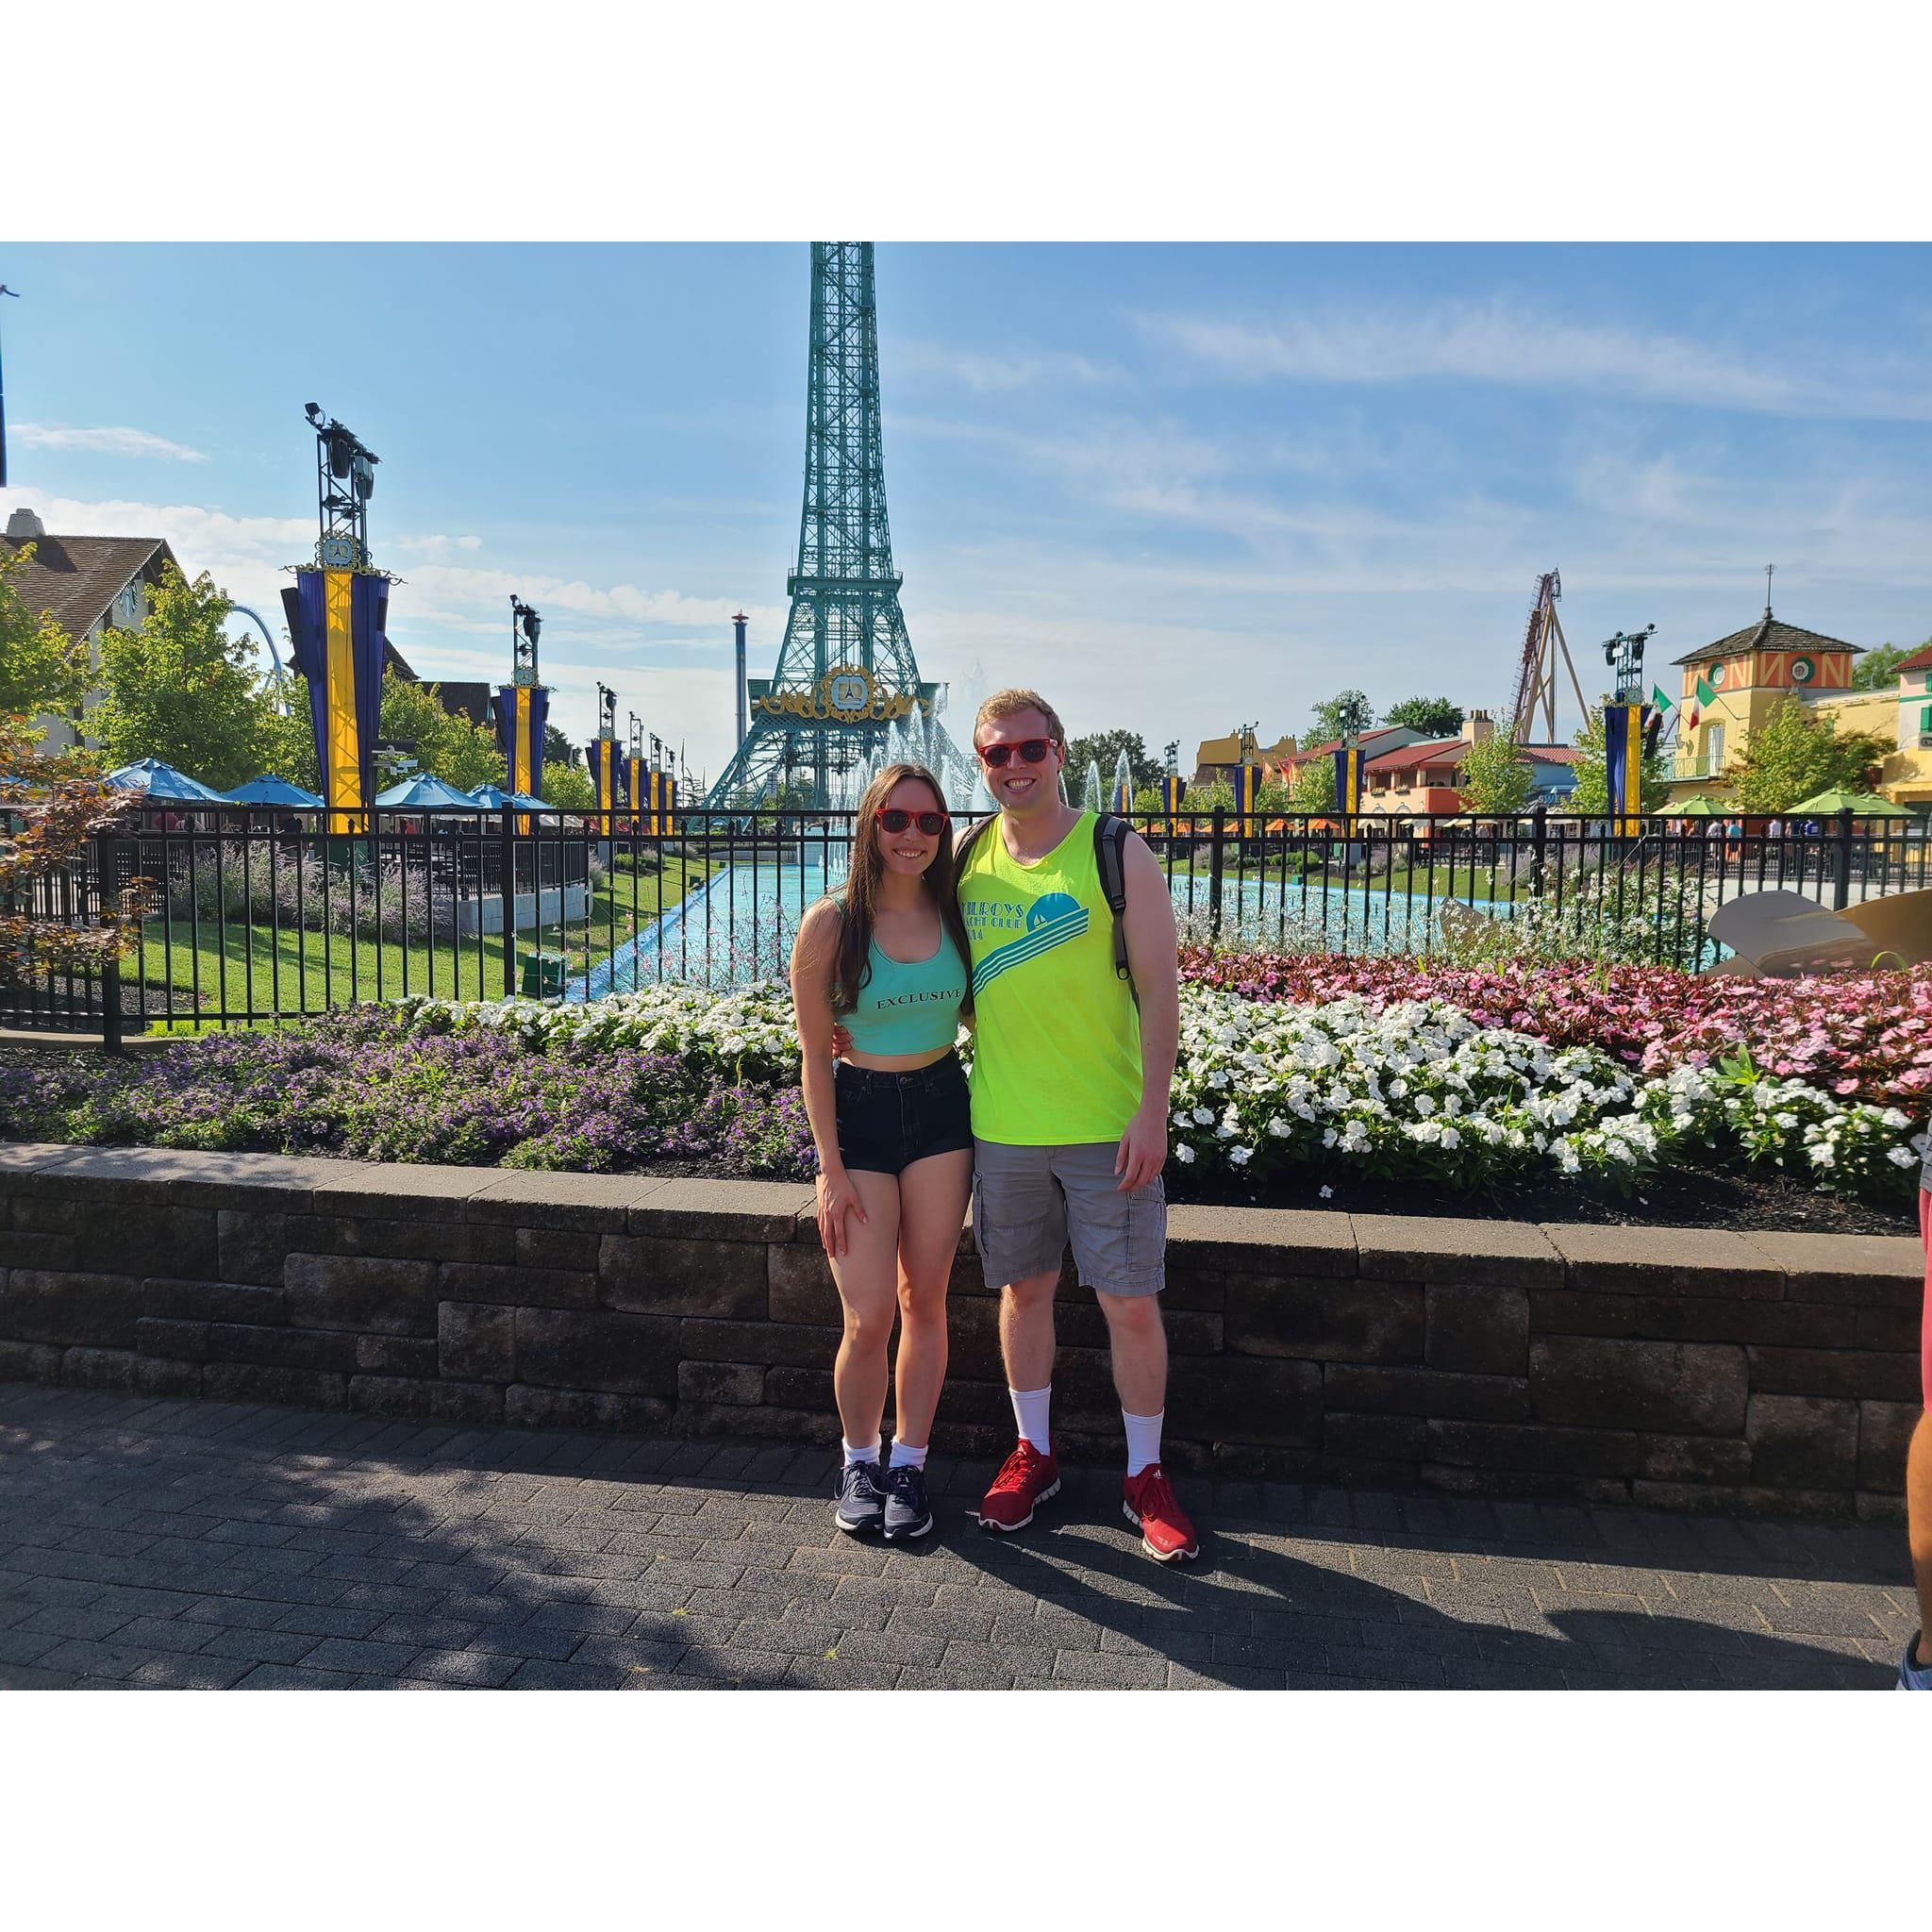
[3,803,1927,1035]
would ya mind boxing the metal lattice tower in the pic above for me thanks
[706,242,945,808]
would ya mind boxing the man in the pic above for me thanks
[955,688,1197,1562]
[1901,1142,1932,1689]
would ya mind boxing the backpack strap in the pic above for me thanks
[952,813,997,872]
[1092,812,1136,1001]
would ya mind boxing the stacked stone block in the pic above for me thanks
[0,1142,1918,1518]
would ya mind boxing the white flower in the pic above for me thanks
[1229,1145,1254,1167]
[1319,1185,1334,1199]
[1174,1143,1196,1164]
[1888,1146,1917,1169]
[1192,1107,1214,1126]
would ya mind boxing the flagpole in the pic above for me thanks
[0,283,20,491]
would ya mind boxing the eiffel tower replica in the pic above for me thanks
[706,242,948,809]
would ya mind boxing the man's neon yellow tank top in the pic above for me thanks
[956,809,1141,1145]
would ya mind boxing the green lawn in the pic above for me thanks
[137,852,713,1030]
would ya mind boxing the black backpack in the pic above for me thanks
[954,810,1136,1002]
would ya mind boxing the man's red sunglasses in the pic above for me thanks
[874,808,947,836]
[976,738,1058,768]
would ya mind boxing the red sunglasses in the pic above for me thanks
[874,808,947,836]
[976,738,1058,768]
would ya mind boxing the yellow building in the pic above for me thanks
[1874,641,1932,807]
[1666,606,1865,801]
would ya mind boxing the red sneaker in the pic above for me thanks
[1123,1464,1200,1562]
[975,1441,1060,1533]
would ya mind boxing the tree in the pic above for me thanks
[1288,757,1337,812]
[1064,727,1159,791]
[1456,727,1534,813]
[538,761,595,811]
[1725,697,1893,813]
[375,674,508,792]
[254,693,321,791]
[1569,706,1671,815]
[0,716,143,986]
[1852,641,1924,691]
[1307,690,1374,746]
[91,565,268,790]
[0,544,93,724]
[1382,694,1464,736]
[542,722,581,771]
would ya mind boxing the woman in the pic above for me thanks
[790,763,974,1542]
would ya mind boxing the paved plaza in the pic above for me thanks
[0,1383,1912,1690]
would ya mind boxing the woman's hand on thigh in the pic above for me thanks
[816,1167,870,1257]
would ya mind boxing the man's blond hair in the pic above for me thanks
[974,687,1066,748]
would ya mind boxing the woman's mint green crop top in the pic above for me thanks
[841,926,969,1055]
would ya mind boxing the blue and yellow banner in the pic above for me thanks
[627,754,646,833]
[589,738,623,827]
[1233,761,1259,838]
[1603,703,1647,835]
[1161,774,1186,823]
[1332,743,1363,824]
[663,775,676,838]
[283,569,387,834]
[495,684,549,833]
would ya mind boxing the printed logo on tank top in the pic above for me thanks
[961,888,1090,994]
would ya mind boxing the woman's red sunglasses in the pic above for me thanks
[976,738,1058,768]
[874,808,947,836]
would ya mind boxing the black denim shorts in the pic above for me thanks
[834,1055,973,1176]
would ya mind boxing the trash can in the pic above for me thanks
[519,950,566,999]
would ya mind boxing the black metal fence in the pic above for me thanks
[3,804,1927,1035]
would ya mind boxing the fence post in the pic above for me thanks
[1208,809,1226,941]
[1529,804,1548,901]
[1831,807,1855,911]
[499,807,517,996]
[95,830,124,1054]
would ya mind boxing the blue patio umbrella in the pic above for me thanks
[223,774,325,808]
[372,773,489,811]
[468,782,555,811]
[105,757,226,803]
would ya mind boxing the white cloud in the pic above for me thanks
[14,423,208,461]
[892,341,1122,392]
[1136,303,1932,422]
[391,532,484,557]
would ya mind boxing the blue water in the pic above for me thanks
[582,857,1509,994]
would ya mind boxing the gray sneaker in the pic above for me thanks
[881,1462,934,1541]
[835,1459,886,1535]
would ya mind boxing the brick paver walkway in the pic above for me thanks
[0,1384,1912,1690]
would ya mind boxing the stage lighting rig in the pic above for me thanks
[596,682,617,740]
[1602,624,1657,705]
[304,403,381,570]
[510,596,541,685]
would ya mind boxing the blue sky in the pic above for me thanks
[2,242,1927,787]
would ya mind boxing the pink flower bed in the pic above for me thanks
[1178,947,1932,1112]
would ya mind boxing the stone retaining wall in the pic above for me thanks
[0,1142,1920,1518]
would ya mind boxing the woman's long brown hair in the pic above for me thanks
[830,762,973,1017]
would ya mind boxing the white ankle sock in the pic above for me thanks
[841,1437,881,1468]
[1123,1409,1164,1478]
[1009,1386,1052,1457]
[888,1440,928,1471]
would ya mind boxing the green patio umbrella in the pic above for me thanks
[1784,788,1911,818]
[1670,795,1724,816]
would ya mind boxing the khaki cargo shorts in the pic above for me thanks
[971,1140,1167,1299]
